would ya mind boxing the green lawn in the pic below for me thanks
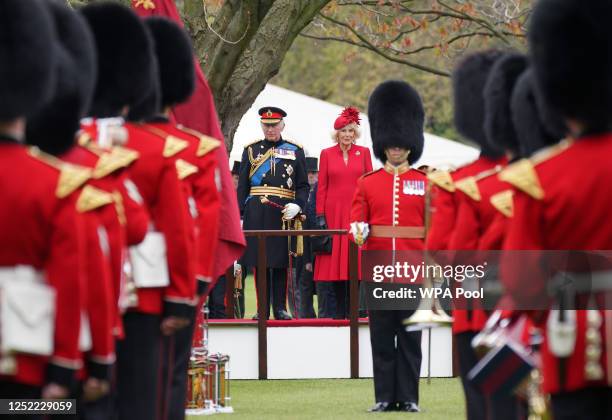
[190,378,465,419]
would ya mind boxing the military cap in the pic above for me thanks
[258,107,287,124]
[306,157,319,172]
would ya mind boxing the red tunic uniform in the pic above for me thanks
[134,121,221,287]
[501,136,612,394]
[350,162,426,252]
[427,156,506,334]
[63,140,149,337]
[0,142,85,388]
[122,122,196,317]
[316,144,372,281]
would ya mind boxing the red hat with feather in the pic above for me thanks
[334,106,361,130]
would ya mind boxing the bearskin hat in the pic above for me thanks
[511,70,566,157]
[0,0,56,120]
[529,0,612,133]
[26,0,97,156]
[483,53,528,156]
[81,2,156,118]
[145,17,195,108]
[127,54,161,122]
[452,50,505,158]
[368,80,424,164]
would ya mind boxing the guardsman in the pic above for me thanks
[0,0,85,401]
[81,4,195,420]
[25,2,120,412]
[129,17,221,420]
[448,53,529,420]
[426,50,506,420]
[501,0,612,418]
[237,107,309,320]
[350,81,426,413]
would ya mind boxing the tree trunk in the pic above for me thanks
[184,0,330,148]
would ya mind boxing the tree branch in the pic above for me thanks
[318,12,451,77]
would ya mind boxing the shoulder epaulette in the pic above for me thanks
[244,139,261,148]
[174,124,222,157]
[455,176,481,202]
[175,159,198,180]
[93,146,139,179]
[28,147,92,198]
[76,185,114,213]
[498,159,544,200]
[427,170,455,193]
[196,135,220,157]
[163,135,189,158]
[490,189,514,218]
[530,138,573,165]
[57,164,93,198]
[283,139,303,149]
[361,169,381,179]
[473,164,504,182]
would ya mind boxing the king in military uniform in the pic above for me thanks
[237,107,309,320]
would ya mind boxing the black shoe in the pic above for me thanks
[274,310,292,320]
[397,402,420,412]
[359,310,368,318]
[367,402,396,412]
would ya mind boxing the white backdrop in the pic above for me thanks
[230,84,479,170]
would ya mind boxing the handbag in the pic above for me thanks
[129,229,170,288]
[0,266,55,356]
[311,215,332,254]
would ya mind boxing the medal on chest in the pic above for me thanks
[403,180,425,196]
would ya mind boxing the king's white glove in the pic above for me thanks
[350,222,370,246]
[282,203,301,220]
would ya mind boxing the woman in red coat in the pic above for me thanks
[315,107,373,318]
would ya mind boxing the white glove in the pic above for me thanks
[350,222,370,246]
[282,203,301,220]
[233,261,242,277]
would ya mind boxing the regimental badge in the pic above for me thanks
[287,178,293,189]
[286,165,294,176]
[255,153,263,161]
[403,180,425,196]
[356,151,361,156]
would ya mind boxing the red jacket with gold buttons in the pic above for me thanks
[0,141,85,388]
[134,120,221,291]
[350,162,427,252]
[501,136,612,394]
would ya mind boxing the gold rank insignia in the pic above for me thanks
[28,147,92,198]
[427,170,455,192]
[57,164,92,199]
[175,159,198,180]
[77,185,114,213]
[455,176,481,202]
[490,189,514,218]
[498,159,544,200]
[163,135,189,158]
[175,125,221,157]
[93,146,139,179]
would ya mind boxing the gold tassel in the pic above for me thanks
[295,218,304,257]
